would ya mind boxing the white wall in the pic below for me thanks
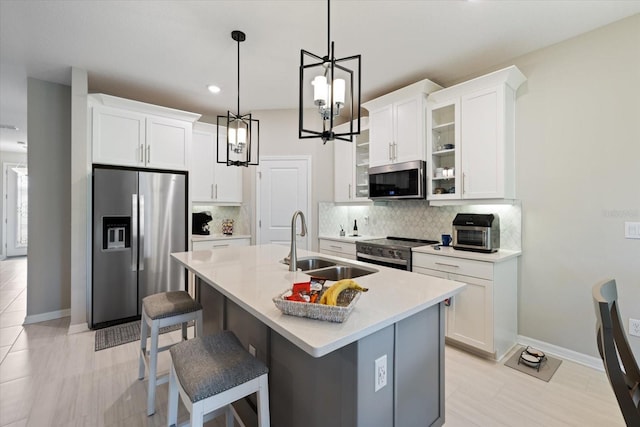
[494,15,639,358]
[0,150,28,258]
[26,78,71,320]
[69,68,89,331]
[244,109,335,251]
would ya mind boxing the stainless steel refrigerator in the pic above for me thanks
[91,166,187,328]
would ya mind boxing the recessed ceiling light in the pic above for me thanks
[207,85,221,94]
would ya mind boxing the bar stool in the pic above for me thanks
[138,290,203,416]
[168,331,270,427]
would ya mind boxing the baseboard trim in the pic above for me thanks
[517,335,604,371]
[68,322,90,334]
[24,309,71,325]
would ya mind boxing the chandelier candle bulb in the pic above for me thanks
[313,76,328,105]
[333,79,345,104]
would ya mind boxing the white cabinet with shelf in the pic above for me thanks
[318,238,356,260]
[364,79,442,168]
[427,66,525,202]
[90,94,200,171]
[427,100,461,200]
[413,251,518,360]
[191,122,243,204]
[334,119,370,202]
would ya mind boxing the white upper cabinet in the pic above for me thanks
[90,94,200,171]
[92,105,146,168]
[368,94,426,167]
[191,122,242,204]
[364,79,442,168]
[145,116,191,171]
[333,118,369,202]
[427,66,526,202]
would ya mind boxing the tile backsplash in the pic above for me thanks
[319,201,521,251]
[192,204,250,235]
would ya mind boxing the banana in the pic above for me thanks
[321,279,368,306]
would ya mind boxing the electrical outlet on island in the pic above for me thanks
[629,318,640,337]
[374,355,387,392]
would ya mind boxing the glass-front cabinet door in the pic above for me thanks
[427,100,460,200]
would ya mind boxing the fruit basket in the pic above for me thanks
[272,288,361,323]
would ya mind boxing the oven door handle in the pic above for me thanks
[357,252,408,266]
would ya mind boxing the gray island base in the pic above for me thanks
[172,245,465,427]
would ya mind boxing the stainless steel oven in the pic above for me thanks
[356,237,439,271]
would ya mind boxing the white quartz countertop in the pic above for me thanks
[171,244,465,357]
[191,234,251,242]
[412,244,521,262]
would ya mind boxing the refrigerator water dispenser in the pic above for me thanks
[102,216,131,250]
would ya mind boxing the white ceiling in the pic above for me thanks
[1,0,639,153]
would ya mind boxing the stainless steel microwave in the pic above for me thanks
[452,213,500,253]
[368,160,426,200]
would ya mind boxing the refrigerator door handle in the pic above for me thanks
[131,194,138,272]
[139,195,145,271]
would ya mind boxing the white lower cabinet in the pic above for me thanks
[318,238,356,260]
[413,252,517,360]
[192,238,250,251]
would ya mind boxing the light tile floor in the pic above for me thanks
[0,256,627,426]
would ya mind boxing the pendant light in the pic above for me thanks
[217,30,259,167]
[299,0,361,143]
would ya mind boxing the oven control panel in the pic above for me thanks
[357,245,409,261]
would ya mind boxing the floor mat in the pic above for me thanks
[94,320,186,351]
[504,346,562,382]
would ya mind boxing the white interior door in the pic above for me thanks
[256,157,310,248]
[4,163,28,256]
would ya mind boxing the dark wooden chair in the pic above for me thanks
[592,279,640,426]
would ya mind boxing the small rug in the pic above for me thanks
[95,320,187,351]
[504,346,562,382]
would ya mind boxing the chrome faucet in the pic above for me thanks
[285,210,307,271]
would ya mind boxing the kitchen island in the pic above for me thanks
[171,244,465,427]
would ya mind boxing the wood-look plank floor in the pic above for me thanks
[0,257,626,426]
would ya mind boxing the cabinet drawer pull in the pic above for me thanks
[435,262,460,268]
[330,245,342,250]
[213,244,230,248]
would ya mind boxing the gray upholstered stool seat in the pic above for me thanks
[168,331,270,427]
[138,290,203,416]
[143,290,202,320]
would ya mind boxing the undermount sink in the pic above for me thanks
[294,257,338,271]
[306,265,378,281]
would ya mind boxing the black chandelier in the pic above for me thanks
[217,30,259,167]
[299,0,361,143]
